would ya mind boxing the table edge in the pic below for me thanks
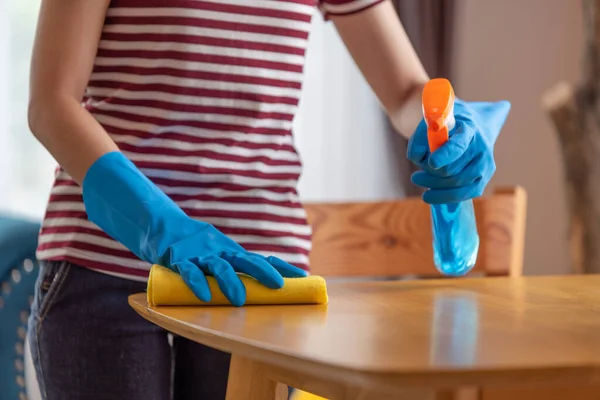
[128,293,600,390]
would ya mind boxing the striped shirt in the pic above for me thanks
[36,0,383,280]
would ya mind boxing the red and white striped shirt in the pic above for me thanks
[36,0,383,280]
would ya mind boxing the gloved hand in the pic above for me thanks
[407,99,511,204]
[82,152,307,306]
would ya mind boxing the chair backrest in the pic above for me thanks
[304,186,527,279]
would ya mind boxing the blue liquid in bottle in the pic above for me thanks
[430,200,479,276]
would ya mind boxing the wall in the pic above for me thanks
[452,0,583,274]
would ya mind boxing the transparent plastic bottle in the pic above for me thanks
[423,78,479,276]
[430,201,479,276]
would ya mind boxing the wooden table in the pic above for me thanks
[129,275,600,400]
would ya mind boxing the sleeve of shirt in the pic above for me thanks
[318,0,385,18]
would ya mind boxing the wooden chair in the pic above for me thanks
[292,186,527,400]
[305,186,527,280]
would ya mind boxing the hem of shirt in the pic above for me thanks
[320,0,386,20]
[40,254,150,282]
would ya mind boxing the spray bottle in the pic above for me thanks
[422,78,479,276]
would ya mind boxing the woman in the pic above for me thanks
[27,0,510,399]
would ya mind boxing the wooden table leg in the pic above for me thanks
[226,354,287,400]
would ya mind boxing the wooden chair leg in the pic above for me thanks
[226,354,287,400]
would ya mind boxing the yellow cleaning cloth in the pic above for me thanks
[147,264,328,306]
[291,391,327,400]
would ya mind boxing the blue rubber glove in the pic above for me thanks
[82,152,307,306]
[407,99,511,204]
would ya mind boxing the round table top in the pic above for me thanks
[129,274,600,388]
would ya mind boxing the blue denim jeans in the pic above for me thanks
[28,261,231,400]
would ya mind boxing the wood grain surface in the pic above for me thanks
[130,273,600,393]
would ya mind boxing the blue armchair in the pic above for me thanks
[0,215,40,400]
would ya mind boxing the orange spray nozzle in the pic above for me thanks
[422,78,455,152]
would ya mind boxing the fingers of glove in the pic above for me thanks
[265,256,308,278]
[227,253,284,289]
[422,181,484,205]
[426,142,478,177]
[406,119,430,165]
[202,256,246,307]
[411,156,483,190]
[174,259,211,303]
[429,120,476,170]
